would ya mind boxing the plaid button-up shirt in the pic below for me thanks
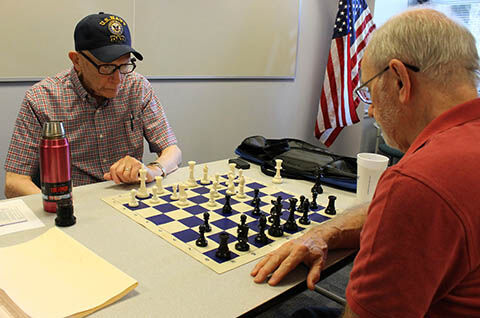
[5,67,177,186]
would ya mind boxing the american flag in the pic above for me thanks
[314,0,375,147]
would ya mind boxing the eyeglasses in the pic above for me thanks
[78,51,136,75]
[355,63,420,104]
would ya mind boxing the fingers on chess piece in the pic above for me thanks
[196,224,208,247]
[215,232,232,260]
[325,195,337,215]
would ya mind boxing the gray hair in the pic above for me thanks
[366,8,480,85]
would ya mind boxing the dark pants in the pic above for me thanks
[291,306,343,318]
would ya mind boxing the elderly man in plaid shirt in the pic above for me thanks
[4,12,182,198]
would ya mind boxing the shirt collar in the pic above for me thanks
[406,97,480,155]
[68,67,110,108]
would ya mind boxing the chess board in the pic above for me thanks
[102,175,338,273]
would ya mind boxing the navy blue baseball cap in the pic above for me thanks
[74,12,143,62]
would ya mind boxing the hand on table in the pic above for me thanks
[250,226,329,290]
[104,155,154,184]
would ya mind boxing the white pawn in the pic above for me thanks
[208,188,217,207]
[151,186,160,203]
[155,176,165,194]
[177,184,189,206]
[137,167,150,198]
[186,161,198,187]
[212,181,220,198]
[226,172,236,195]
[238,169,243,181]
[200,164,210,185]
[128,189,139,207]
[229,163,236,178]
[237,175,246,199]
[170,184,179,200]
[272,159,283,184]
[214,174,220,185]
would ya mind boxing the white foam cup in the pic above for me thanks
[356,153,389,203]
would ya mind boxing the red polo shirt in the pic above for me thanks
[346,98,480,317]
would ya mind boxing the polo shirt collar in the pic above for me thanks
[69,67,110,108]
[406,97,480,155]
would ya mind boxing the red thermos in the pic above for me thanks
[39,121,72,213]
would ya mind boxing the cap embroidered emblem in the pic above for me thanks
[108,20,123,36]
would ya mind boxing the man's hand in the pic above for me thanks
[251,226,329,290]
[104,155,155,184]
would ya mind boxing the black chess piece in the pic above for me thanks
[235,215,250,251]
[283,197,298,232]
[325,195,337,215]
[196,224,208,247]
[297,195,306,213]
[299,203,311,225]
[303,198,310,213]
[203,211,212,232]
[250,189,260,206]
[312,171,324,194]
[251,197,261,216]
[268,199,277,223]
[222,194,232,215]
[55,199,76,227]
[268,210,284,237]
[310,189,318,210]
[215,232,231,259]
[255,215,269,245]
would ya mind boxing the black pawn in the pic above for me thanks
[302,198,310,213]
[203,211,212,232]
[310,189,318,210]
[196,224,208,247]
[55,199,76,227]
[250,189,260,206]
[251,197,261,216]
[268,211,284,237]
[299,202,311,225]
[297,195,306,213]
[255,215,269,245]
[222,194,232,215]
[325,195,337,215]
[235,215,250,251]
[283,197,298,232]
[215,232,231,259]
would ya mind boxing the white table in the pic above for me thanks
[0,160,357,317]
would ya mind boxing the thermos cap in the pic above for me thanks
[42,121,66,139]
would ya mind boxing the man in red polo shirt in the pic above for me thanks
[251,8,480,317]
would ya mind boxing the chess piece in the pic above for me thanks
[226,172,236,195]
[196,225,208,247]
[208,188,217,207]
[214,173,220,185]
[177,184,189,206]
[129,189,139,207]
[200,164,210,185]
[155,176,165,194]
[255,214,268,244]
[325,195,337,215]
[251,197,261,216]
[186,160,197,187]
[236,175,246,198]
[238,169,243,181]
[250,189,260,206]
[203,212,212,232]
[136,167,149,198]
[310,189,318,210]
[302,198,310,213]
[283,197,298,232]
[212,181,220,198]
[268,211,283,237]
[215,232,231,260]
[170,184,179,200]
[297,195,306,213]
[299,202,311,225]
[151,186,160,203]
[312,171,324,194]
[235,214,250,251]
[222,194,232,215]
[55,199,76,227]
[272,159,283,184]
[229,162,236,178]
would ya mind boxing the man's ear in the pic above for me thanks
[389,59,412,104]
[68,51,81,72]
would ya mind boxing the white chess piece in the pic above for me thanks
[137,167,150,198]
[238,169,243,181]
[207,188,217,207]
[151,186,160,203]
[170,184,179,200]
[186,161,197,187]
[226,172,236,195]
[237,175,246,198]
[214,173,220,185]
[128,189,139,207]
[229,163,236,178]
[200,164,210,185]
[155,176,164,194]
[212,181,220,198]
[272,159,283,184]
[177,184,189,206]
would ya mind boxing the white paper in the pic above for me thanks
[0,199,44,236]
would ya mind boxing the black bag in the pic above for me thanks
[235,136,357,192]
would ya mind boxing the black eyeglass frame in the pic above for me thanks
[78,51,137,75]
[355,62,420,104]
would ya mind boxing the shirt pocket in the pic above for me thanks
[123,118,144,159]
